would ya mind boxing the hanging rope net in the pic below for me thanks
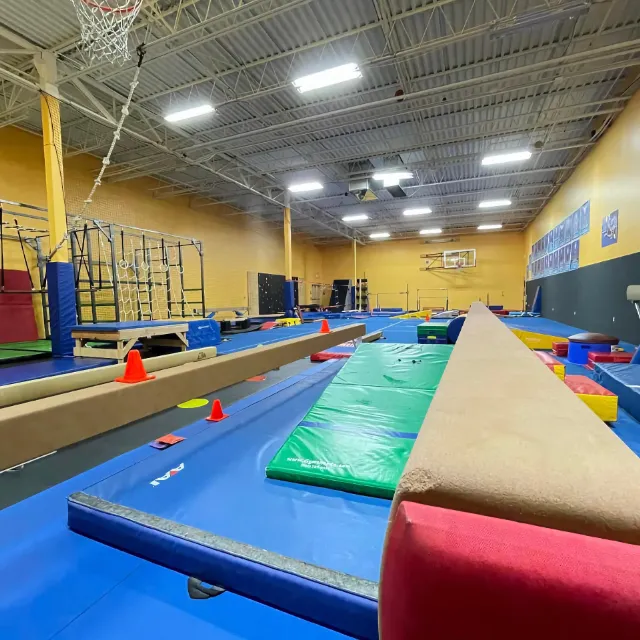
[70,0,144,64]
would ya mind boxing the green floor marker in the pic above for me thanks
[177,398,209,409]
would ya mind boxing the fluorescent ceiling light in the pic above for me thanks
[482,150,532,166]
[404,207,432,216]
[420,228,442,235]
[342,214,369,222]
[293,63,362,93]
[479,199,511,209]
[490,1,591,39]
[370,232,390,239]
[478,224,503,231]
[288,182,323,193]
[165,104,215,123]
[372,171,413,181]
[372,171,413,188]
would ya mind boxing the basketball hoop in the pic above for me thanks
[70,0,144,63]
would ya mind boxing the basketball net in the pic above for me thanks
[70,0,144,64]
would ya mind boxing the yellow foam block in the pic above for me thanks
[576,393,618,422]
[275,317,301,327]
[396,310,432,320]
[511,328,569,351]
[551,365,565,381]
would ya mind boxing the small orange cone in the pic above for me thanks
[115,350,155,384]
[206,399,229,422]
[319,319,330,334]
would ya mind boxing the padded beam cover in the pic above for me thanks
[381,502,640,640]
[392,303,640,544]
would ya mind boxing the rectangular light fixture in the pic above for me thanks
[482,150,532,166]
[372,171,413,181]
[292,63,362,93]
[478,224,503,231]
[404,207,432,216]
[288,182,323,193]
[165,104,215,123]
[342,214,369,222]
[420,228,442,235]
[479,199,511,209]
[370,232,390,239]
[490,1,591,39]
[372,171,413,188]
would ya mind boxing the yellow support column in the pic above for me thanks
[353,238,358,311]
[283,192,295,316]
[36,52,75,357]
[35,52,68,261]
[284,193,292,280]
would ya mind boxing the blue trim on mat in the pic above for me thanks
[68,500,378,640]
[299,420,418,440]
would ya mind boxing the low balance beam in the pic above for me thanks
[391,303,640,544]
[0,348,218,408]
[0,324,365,471]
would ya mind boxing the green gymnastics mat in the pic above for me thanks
[266,342,453,499]
[0,339,51,353]
[0,340,51,362]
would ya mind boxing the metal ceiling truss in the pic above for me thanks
[0,0,638,240]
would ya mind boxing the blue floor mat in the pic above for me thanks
[0,357,114,387]
[0,363,352,640]
[74,361,390,582]
[217,318,419,354]
[501,316,583,338]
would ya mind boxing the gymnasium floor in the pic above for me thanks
[0,318,420,388]
[2,315,639,639]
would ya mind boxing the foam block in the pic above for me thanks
[595,363,640,423]
[380,502,640,640]
[588,351,633,366]
[511,328,568,350]
[552,341,568,356]
[534,350,565,380]
[564,374,618,422]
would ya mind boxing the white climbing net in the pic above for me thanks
[70,0,144,64]
[98,231,193,322]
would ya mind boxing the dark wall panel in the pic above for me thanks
[257,273,299,315]
[526,252,640,344]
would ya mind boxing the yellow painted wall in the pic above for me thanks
[525,90,640,267]
[0,126,321,335]
[321,232,525,311]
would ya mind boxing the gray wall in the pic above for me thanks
[526,252,640,345]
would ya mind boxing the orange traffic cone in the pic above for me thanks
[206,399,229,422]
[115,350,155,384]
[319,319,330,334]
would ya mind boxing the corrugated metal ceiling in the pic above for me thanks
[0,0,639,242]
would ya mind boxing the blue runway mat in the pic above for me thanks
[0,362,353,640]
[502,316,637,351]
[500,316,583,338]
[72,361,390,582]
[217,317,420,354]
[0,357,114,387]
